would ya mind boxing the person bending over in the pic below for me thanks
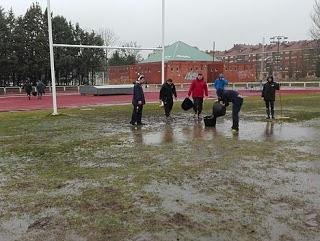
[219,89,244,132]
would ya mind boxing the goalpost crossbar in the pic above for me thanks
[47,0,165,115]
[53,44,162,51]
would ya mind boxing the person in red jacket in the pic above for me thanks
[187,73,209,118]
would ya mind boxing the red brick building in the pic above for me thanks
[209,40,319,80]
[109,41,255,84]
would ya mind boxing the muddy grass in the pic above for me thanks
[0,94,320,241]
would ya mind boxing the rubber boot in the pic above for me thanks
[266,109,270,119]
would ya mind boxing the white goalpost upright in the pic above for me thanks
[47,0,166,115]
[161,0,165,89]
[47,0,58,115]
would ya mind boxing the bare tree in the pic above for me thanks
[311,0,320,39]
[310,1,320,79]
[120,41,143,63]
[97,28,119,83]
[98,28,118,46]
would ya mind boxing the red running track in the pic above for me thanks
[1,89,320,112]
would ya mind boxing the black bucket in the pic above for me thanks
[204,115,216,127]
[181,98,194,111]
[212,102,226,117]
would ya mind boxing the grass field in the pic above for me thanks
[1,94,320,241]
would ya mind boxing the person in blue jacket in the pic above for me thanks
[219,89,243,132]
[130,75,146,125]
[214,73,228,98]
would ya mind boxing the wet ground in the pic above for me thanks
[137,114,320,145]
[0,99,320,241]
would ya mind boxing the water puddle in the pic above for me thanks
[130,118,320,145]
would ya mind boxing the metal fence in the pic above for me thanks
[0,86,81,95]
[1,81,320,95]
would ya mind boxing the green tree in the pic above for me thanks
[0,7,8,86]
[20,3,48,84]
[6,9,18,85]
[108,51,124,66]
[121,41,143,64]
[0,7,18,86]
[12,16,28,84]
[52,15,77,85]
[0,3,132,86]
[108,42,143,66]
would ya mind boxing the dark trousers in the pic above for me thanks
[193,97,204,115]
[131,105,143,124]
[26,91,31,100]
[232,97,243,130]
[37,91,43,99]
[265,100,275,118]
[164,100,173,117]
[212,116,217,127]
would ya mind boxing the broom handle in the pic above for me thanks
[279,89,283,117]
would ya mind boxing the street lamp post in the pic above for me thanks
[270,35,288,79]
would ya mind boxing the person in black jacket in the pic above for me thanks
[261,76,280,119]
[219,89,244,132]
[36,80,46,100]
[23,81,33,100]
[159,79,177,118]
[130,75,146,125]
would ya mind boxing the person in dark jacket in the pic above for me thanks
[36,80,46,100]
[159,79,177,118]
[130,75,146,125]
[219,89,244,132]
[261,76,280,119]
[23,81,33,100]
[187,73,208,118]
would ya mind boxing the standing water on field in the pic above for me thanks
[131,117,320,145]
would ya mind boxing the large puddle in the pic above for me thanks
[129,117,320,145]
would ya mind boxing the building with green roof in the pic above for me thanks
[109,41,226,84]
[141,41,219,63]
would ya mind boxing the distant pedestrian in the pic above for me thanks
[219,89,244,132]
[214,73,228,98]
[23,81,33,100]
[261,76,280,119]
[130,75,146,126]
[159,79,177,118]
[36,80,46,100]
[187,73,208,119]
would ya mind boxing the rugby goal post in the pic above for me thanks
[47,0,166,115]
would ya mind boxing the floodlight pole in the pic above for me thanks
[270,35,288,78]
[161,0,165,84]
[260,37,265,90]
[47,0,58,115]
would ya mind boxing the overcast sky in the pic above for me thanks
[1,0,316,51]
